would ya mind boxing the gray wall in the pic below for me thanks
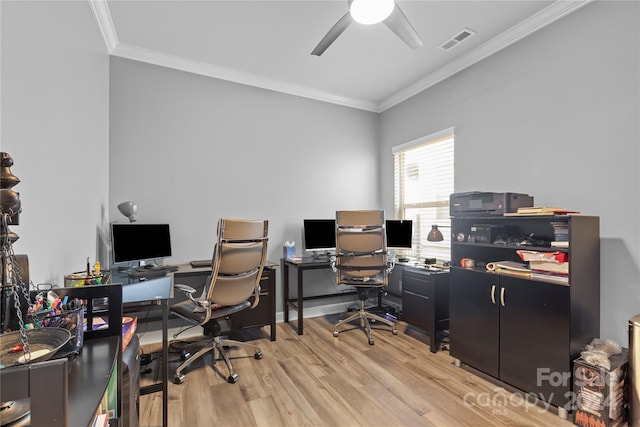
[2,1,638,345]
[380,0,640,346]
[1,1,110,284]
[109,58,379,310]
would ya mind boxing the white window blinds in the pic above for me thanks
[392,128,454,262]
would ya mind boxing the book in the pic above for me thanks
[529,260,568,274]
[517,250,568,263]
[122,316,138,351]
[531,270,569,284]
[504,207,580,216]
[92,413,108,427]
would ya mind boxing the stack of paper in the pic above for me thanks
[517,249,569,283]
[504,206,579,216]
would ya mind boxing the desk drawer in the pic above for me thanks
[231,293,270,329]
[402,270,434,297]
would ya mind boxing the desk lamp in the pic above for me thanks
[117,201,138,222]
[427,225,444,242]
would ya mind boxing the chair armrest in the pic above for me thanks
[250,284,261,309]
[174,284,198,303]
[387,259,395,274]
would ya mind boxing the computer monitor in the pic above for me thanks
[385,219,413,249]
[303,219,336,253]
[111,223,172,265]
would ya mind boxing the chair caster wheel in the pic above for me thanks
[227,373,239,384]
[181,350,191,360]
[254,351,263,359]
[369,338,375,345]
[174,375,185,384]
[392,329,398,335]
[333,331,339,337]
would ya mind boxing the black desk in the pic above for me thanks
[123,296,169,427]
[282,257,357,335]
[0,336,120,427]
[107,271,172,427]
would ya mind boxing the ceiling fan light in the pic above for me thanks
[350,0,395,25]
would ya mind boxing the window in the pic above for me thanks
[392,128,454,261]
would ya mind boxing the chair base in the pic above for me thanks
[334,299,397,345]
[173,336,262,384]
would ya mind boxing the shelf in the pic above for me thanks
[451,241,567,252]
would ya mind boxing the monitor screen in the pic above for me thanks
[303,219,336,251]
[386,220,413,249]
[111,223,172,264]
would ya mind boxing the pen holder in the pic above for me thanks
[64,271,111,287]
[32,306,84,357]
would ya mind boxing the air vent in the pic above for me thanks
[438,27,476,51]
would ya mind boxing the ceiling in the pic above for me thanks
[92,0,592,112]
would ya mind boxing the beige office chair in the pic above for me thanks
[170,218,268,384]
[331,210,397,345]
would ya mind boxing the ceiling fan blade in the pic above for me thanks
[311,12,353,56]
[383,3,423,50]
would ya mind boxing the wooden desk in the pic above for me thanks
[281,257,355,335]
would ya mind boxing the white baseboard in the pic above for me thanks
[275,301,353,323]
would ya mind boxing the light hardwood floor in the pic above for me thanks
[138,315,575,427]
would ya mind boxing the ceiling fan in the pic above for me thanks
[311,0,423,56]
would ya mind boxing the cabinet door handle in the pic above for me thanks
[500,287,506,307]
[491,285,496,304]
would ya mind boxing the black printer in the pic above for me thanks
[450,191,534,217]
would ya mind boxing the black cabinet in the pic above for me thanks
[449,268,499,376]
[401,267,449,353]
[231,267,275,334]
[449,214,599,416]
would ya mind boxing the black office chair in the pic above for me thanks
[170,218,268,384]
[331,210,397,345]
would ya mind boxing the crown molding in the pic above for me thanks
[89,0,118,51]
[90,0,591,114]
[378,0,594,112]
[110,43,379,112]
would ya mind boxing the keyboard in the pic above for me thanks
[132,265,179,277]
[190,260,211,268]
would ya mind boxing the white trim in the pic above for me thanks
[88,0,119,52]
[276,300,354,323]
[378,0,593,112]
[392,127,454,154]
[93,0,592,113]
[110,43,379,112]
